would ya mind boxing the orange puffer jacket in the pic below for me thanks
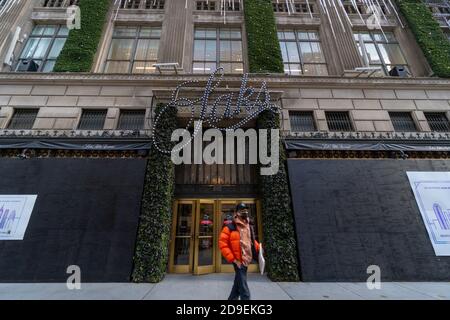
[219,224,260,263]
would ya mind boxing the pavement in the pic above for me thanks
[0,274,449,300]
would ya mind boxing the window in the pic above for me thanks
[120,0,141,9]
[289,111,316,132]
[325,112,353,132]
[7,109,38,130]
[196,1,216,10]
[43,0,79,7]
[120,0,165,9]
[278,30,328,76]
[389,112,417,132]
[273,1,314,13]
[117,110,146,130]
[146,0,165,9]
[425,112,450,132]
[193,28,243,74]
[225,1,240,11]
[78,110,107,130]
[16,25,69,72]
[342,2,387,15]
[354,31,409,76]
[105,26,161,74]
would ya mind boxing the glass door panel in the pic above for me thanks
[170,201,195,273]
[194,201,215,274]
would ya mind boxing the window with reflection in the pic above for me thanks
[104,26,161,74]
[278,30,328,76]
[354,31,409,76]
[193,28,243,74]
[16,25,69,72]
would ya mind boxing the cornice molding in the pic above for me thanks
[0,73,450,89]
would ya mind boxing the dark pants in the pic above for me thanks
[228,263,250,300]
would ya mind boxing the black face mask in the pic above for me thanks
[238,211,248,219]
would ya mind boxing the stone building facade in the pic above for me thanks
[0,0,450,282]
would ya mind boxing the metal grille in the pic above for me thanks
[289,111,316,132]
[325,112,353,132]
[7,109,38,130]
[78,110,107,130]
[117,110,145,130]
[389,112,417,132]
[425,112,450,132]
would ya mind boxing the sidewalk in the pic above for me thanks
[0,274,449,300]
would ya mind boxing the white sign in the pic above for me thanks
[0,195,37,240]
[407,172,450,256]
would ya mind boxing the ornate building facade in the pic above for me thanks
[0,0,449,282]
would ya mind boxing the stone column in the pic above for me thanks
[317,3,363,75]
[158,0,191,69]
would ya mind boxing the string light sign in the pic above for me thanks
[151,67,280,154]
[0,0,22,19]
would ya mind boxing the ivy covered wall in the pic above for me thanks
[245,0,300,281]
[396,0,450,78]
[54,0,110,72]
[132,104,177,283]
[244,0,284,73]
[257,111,300,282]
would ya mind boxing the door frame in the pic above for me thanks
[193,199,216,275]
[168,200,196,274]
[169,198,263,274]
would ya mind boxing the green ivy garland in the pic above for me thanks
[132,103,177,283]
[257,110,300,282]
[54,0,110,72]
[244,0,284,73]
[396,0,450,78]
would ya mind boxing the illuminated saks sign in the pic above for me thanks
[151,68,281,176]
[151,68,280,153]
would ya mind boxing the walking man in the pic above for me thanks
[219,203,260,300]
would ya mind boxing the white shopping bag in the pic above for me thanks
[258,243,265,275]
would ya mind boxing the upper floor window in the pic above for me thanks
[117,110,146,130]
[193,28,243,74]
[342,2,387,15]
[16,25,69,72]
[278,30,328,76]
[425,112,450,132]
[42,0,79,7]
[273,1,314,13]
[105,26,161,74]
[389,112,417,132]
[195,1,240,11]
[224,1,240,11]
[196,1,216,10]
[119,0,164,9]
[290,111,316,132]
[326,111,353,132]
[78,110,107,130]
[7,109,38,130]
[354,31,409,76]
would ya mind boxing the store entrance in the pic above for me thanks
[169,199,262,274]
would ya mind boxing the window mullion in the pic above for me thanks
[42,29,58,72]
[130,29,140,73]
[372,33,388,75]
[216,30,220,68]
[296,33,305,75]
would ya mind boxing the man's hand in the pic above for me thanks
[234,260,242,268]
